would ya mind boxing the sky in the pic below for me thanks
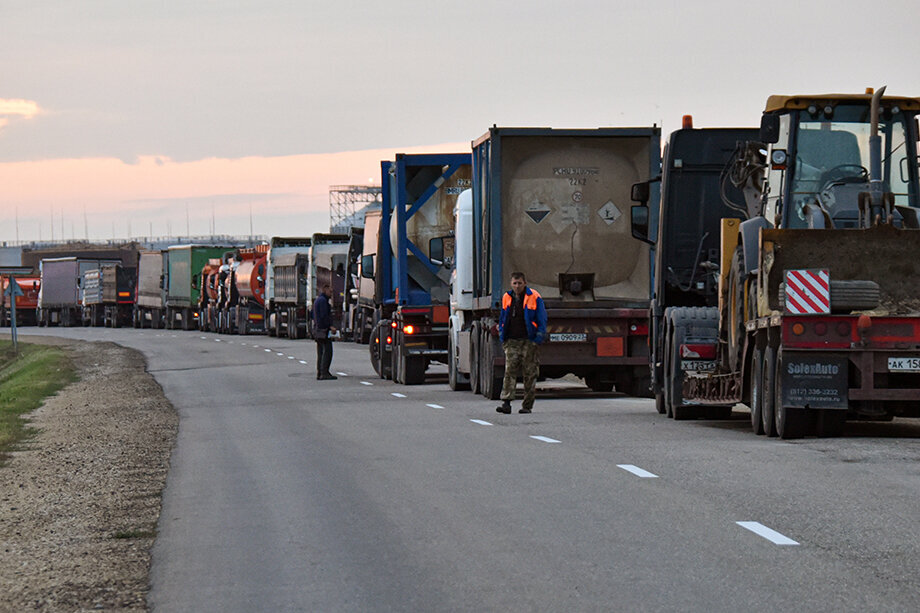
[2,0,919,244]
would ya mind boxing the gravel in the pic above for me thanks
[0,337,178,612]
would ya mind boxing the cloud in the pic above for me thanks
[0,98,41,119]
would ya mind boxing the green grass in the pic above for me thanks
[0,339,76,464]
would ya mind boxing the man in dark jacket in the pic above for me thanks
[312,284,337,380]
[496,271,547,414]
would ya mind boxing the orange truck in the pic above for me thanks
[1,275,40,327]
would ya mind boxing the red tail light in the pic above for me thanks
[403,325,415,335]
[386,336,392,344]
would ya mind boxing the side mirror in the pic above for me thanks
[630,205,654,245]
[361,255,375,279]
[631,181,650,204]
[760,114,780,144]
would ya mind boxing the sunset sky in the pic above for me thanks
[2,1,919,244]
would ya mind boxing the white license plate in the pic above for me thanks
[681,360,716,372]
[549,333,587,342]
[888,357,920,372]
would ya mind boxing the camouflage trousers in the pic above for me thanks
[500,338,539,410]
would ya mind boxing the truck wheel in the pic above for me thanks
[469,323,481,395]
[815,410,846,437]
[585,373,614,393]
[726,247,747,373]
[369,322,383,377]
[762,345,778,437]
[775,349,807,439]
[448,331,470,391]
[655,392,666,415]
[480,327,502,400]
[403,355,426,385]
[750,345,765,435]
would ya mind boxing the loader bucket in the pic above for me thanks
[759,225,920,316]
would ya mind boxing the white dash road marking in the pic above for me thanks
[530,435,561,444]
[265,349,272,352]
[360,381,374,386]
[241,343,247,346]
[253,345,260,348]
[617,464,659,478]
[299,360,308,365]
[426,403,444,409]
[736,522,799,546]
[214,339,222,342]
[391,392,407,398]
[276,353,284,356]
[470,419,493,426]
[335,372,348,377]
[200,336,206,340]
[287,356,295,360]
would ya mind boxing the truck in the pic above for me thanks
[224,245,269,335]
[641,88,920,439]
[81,264,137,327]
[133,250,168,329]
[355,209,382,347]
[628,120,758,418]
[308,233,349,336]
[165,245,232,330]
[1,274,40,327]
[37,257,120,326]
[343,227,364,342]
[448,127,660,399]
[367,154,472,384]
[197,257,224,332]
[265,237,312,339]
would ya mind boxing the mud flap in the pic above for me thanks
[780,354,848,409]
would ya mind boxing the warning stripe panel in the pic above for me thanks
[785,269,830,314]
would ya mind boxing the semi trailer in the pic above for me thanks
[449,127,661,399]
[266,237,312,339]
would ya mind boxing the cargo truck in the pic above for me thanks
[133,250,168,329]
[629,120,758,418]
[343,227,364,342]
[448,127,660,399]
[308,234,349,336]
[355,209,382,347]
[367,154,472,384]
[1,275,40,327]
[224,245,268,335]
[651,89,920,438]
[37,257,119,326]
[165,245,232,330]
[197,257,223,332]
[265,237,312,338]
[82,264,137,327]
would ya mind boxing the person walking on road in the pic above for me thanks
[312,284,337,380]
[496,272,546,414]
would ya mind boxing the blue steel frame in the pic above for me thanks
[471,127,663,309]
[379,153,472,306]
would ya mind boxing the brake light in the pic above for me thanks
[403,325,415,335]
[391,321,397,328]
[386,336,392,344]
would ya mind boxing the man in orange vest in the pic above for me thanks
[496,272,547,414]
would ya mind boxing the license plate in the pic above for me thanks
[681,360,716,372]
[549,333,587,342]
[888,357,920,372]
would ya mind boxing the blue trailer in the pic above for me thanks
[368,152,472,384]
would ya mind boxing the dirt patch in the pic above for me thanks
[0,337,178,612]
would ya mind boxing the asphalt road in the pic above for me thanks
[19,327,920,612]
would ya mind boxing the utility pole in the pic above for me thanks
[84,205,88,240]
[186,203,190,238]
[14,206,19,243]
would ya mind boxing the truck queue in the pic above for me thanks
[4,88,920,439]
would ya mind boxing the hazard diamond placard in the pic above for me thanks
[784,269,830,315]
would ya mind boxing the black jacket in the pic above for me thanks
[312,293,332,331]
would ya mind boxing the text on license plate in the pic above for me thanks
[888,357,920,372]
[681,360,716,372]
[550,333,587,342]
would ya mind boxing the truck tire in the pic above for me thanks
[402,354,426,385]
[774,348,808,439]
[369,322,383,377]
[469,322,481,395]
[480,326,502,400]
[726,247,746,373]
[448,331,470,391]
[750,345,765,435]
[655,392,666,415]
[762,345,778,437]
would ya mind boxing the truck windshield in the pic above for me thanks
[788,105,914,227]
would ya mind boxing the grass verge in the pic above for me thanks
[0,339,76,464]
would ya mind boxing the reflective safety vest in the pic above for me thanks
[499,287,547,344]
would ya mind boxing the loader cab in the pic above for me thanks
[759,93,920,230]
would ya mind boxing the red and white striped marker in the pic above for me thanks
[784,269,830,314]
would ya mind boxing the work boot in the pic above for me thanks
[324,372,338,380]
[519,407,532,414]
[496,401,511,414]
